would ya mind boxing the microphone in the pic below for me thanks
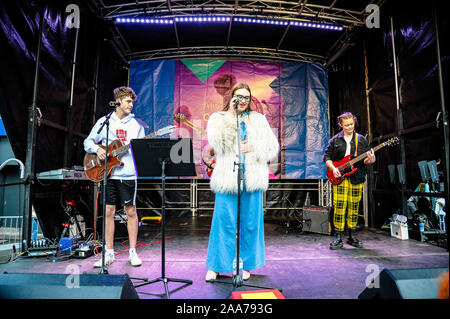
[234,98,240,109]
[109,101,120,107]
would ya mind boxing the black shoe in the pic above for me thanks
[330,231,343,250]
[347,228,363,248]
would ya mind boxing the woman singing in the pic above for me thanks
[205,83,279,281]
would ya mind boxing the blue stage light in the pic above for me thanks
[115,15,342,31]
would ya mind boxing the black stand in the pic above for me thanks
[96,110,115,275]
[50,222,71,262]
[209,102,281,295]
[51,199,86,262]
[63,199,86,241]
[129,138,196,299]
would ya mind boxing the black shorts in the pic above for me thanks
[100,179,137,207]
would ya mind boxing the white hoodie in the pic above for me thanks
[84,112,146,180]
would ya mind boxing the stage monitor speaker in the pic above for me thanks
[302,206,332,235]
[358,267,448,299]
[0,273,139,299]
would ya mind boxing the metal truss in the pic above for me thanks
[128,46,326,63]
[88,0,385,63]
[90,0,372,26]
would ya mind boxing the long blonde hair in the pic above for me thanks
[222,82,252,113]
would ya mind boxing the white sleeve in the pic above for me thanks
[138,124,146,138]
[83,120,103,153]
[206,112,237,156]
[250,113,279,162]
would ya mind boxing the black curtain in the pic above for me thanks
[328,35,368,138]
[0,0,128,238]
[328,0,448,228]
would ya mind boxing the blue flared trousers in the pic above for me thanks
[206,190,265,273]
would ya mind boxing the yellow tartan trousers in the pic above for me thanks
[332,178,363,232]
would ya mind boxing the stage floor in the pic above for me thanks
[0,215,448,299]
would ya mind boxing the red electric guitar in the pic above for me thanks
[206,159,216,177]
[327,137,399,185]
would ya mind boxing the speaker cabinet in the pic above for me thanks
[358,267,448,299]
[302,206,332,235]
[0,273,139,299]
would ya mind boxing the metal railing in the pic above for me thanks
[135,179,333,217]
[0,216,23,251]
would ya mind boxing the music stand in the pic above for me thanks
[129,138,196,299]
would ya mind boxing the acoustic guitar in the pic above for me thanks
[83,125,176,182]
[327,137,399,185]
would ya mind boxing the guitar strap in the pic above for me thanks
[354,132,358,157]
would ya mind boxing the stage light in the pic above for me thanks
[418,159,440,184]
[418,161,431,182]
[115,15,343,31]
[427,160,439,183]
[388,164,396,183]
[115,17,178,24]
[392,213,407,224]
[172,15,230,23]
[397,164,406,184]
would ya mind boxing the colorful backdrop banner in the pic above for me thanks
[129,59,329,179]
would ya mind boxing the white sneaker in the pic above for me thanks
[129,250,142,267]
[205,270,218,281]
[93,252,115,268]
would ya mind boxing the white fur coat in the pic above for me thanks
[207,110,279,194]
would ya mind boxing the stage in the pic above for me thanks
[0,215,447,299]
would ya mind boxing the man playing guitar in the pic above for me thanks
[324,112,376,250]
[84,86,145,268]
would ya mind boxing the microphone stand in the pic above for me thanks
[96,109,115,275]
[210,100,280,295]
[234,99,244,287]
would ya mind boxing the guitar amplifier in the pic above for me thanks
[302,206,333,235]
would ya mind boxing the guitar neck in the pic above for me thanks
[349,142,386,166]
[115,131,158,156]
